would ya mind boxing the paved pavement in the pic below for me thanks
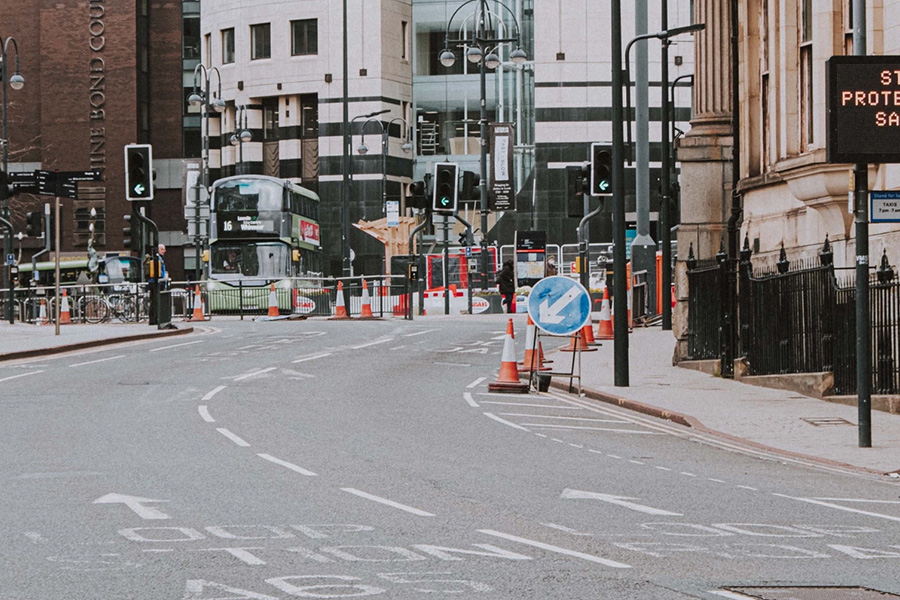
[2,316,898,478]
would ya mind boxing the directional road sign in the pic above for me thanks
[527,275,592,336]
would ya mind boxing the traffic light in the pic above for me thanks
[460,170,480,202]
[124,144,154,200]
[432,162,458,212]
[122,213,141,250]
[25,211,43,237]
[590,143,613,196]
[566,164,590,218]
[407,180,428,209]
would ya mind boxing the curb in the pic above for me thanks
[550,379,892,477]
[0,326,194,362]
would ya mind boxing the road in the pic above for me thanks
[1,315,899,599]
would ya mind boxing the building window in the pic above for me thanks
[799,0,813,149]
[183,17,200,60]
[251,23,271,60]
[402,20,409,61]
[222,28,235,64]
[263,97,280,140]
[291,19,318,56]
[300,94,318,138]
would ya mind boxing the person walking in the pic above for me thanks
[496,259,515,314]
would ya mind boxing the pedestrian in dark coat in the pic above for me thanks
[496,259,515,313]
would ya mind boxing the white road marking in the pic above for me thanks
[405,329,437,337]
[477,393,545,400]
[69,355,125,367]
[540,523,593,536]
[681,472,697,477]
[480,401,582,409]
[257,453,318,477]
[655,466,672,471]
[24,532,46,543]
[467,377,487,388]
[814,498,900,504]
[217,428,251,447]
[498,413,627,423]
[736,485,758,490]
[708,592,753,599]
[340,488,435,517]
[201,386,226,401]
[561,489,683,516]
[463,392,479,408]
[433,362,472,367]
[477,529,631,568]
[233,367,276,381]
[708,478,727,484]
[93,493,171,520]
[519,424,663,434]
[351,338,394,350]
[0,370,44,383]
[774,494,900,522]
[198,405,215,423]
[149,340,204,352]
[483,412,531,432]
[292,353,332,364]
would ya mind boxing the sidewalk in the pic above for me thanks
[2,317,898,477]
[542,326,900,476]
[0,321,192,361]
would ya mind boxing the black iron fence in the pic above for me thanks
[686,238,900,396]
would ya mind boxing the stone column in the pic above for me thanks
[673,0,734,361]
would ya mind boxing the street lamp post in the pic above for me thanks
[230,105,252,176]
[1,36,24,324]
[439,0,527,290]
[624,22,704,330]
[187,64,225,281]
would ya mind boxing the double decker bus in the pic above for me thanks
[207,175,322,313]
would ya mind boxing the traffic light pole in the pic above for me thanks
[578,203,603,291]
[0,215,12,323]
[611,0,629,387]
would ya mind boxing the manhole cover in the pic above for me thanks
[726,587,900,600]
[800,416,855,426]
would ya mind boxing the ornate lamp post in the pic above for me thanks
[230,105,252,175]
[439,0,527,290]
[186,64,225,280]
[1,36,24,323]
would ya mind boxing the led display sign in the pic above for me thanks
[827,55,900,163]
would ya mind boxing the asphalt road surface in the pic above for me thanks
[2,315,900,599]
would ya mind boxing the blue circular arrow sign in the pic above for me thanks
[527,276,592,336]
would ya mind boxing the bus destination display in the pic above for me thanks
[827,55,900,164]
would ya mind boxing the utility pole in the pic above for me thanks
[611,0,629,387]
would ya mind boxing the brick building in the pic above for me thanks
[2,0,188,279]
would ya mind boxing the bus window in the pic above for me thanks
[101,256,141,284]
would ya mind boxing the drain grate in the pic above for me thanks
[800,416,855,427]
[726,586,900,600]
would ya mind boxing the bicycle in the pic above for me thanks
[78,292,147,323]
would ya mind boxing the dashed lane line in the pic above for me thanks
[201,386,226,401]
[233,367,277,381]
[257,453,318,477]
[340,488,435,517]
[292,353,332,364]
[198,405,215,423]
[216,428,251,447]
[149,340,204,353]
[69,355,125,368]
[0,370,44,383]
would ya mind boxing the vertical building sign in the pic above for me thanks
[489,123,516,211]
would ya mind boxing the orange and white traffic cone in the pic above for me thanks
[519,315,551,374]
[39,298,49,325]
[191,285,205,321]
[596,287,614,340]
[59,290,72,324]
[559,325,598,353]
[488,318,530,393]
[267,283,280,317]
[329,281,350,320]
[359,279,379,319]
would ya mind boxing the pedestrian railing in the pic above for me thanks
[686,236,900,395]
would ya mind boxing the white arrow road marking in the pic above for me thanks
[561,489,683,516]
[93,493,171,520]
[539,285,581,324]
